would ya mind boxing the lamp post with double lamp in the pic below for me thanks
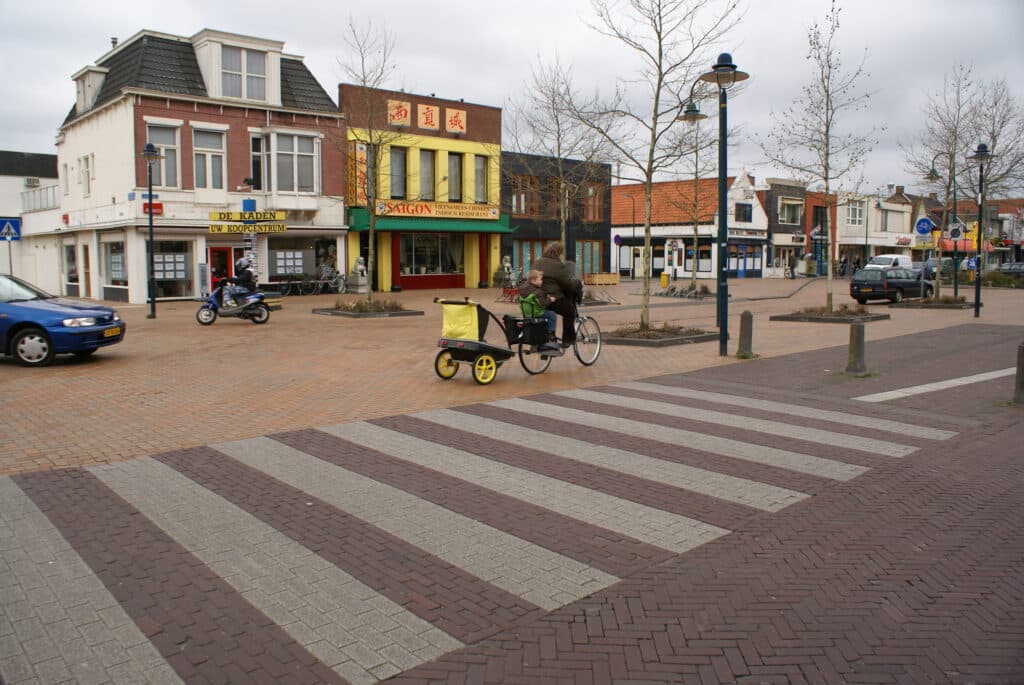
[141,143,163,319]
[926,151,961,297]
[967,143,992,318]
[682,53,748,356]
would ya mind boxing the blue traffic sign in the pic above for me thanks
[915,217,934,235]
[966,257,978,270]
[0,218,21,241]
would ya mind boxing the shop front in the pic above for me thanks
[347,208,512,291]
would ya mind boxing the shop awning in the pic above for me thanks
[347,208,513,233]
[939,239,995,253]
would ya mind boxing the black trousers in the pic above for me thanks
[547,297,576,342]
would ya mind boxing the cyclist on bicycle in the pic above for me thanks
[533,241,582,348]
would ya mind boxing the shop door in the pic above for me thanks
[513,240,544,275]
[208,246,232,285]
[81,246,91,298]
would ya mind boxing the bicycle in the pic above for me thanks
[495,268,523,303]
[275,274,302,297]
[517,305,601,375]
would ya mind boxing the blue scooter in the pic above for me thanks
[196,280,270,325]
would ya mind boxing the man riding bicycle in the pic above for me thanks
[532,241,582,348]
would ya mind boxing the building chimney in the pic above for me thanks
[111,37,118,48]
[895,185,905,196]
[928,192,937,200]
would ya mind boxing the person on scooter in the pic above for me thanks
[223,257,255,308]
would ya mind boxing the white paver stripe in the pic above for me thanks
[0,477,184,685]
[619,380,958,441]
[217,436,618,611]
[491,398,868,482]
[565,389,917,458]
[413,408,806,512]
[328,421,729,552]
[91,459,462,685]
[853,368,1016,403]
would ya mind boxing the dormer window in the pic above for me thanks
[222,46,265,100]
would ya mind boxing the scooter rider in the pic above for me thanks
[223,257,255,308]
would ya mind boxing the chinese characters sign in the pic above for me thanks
[418,104,439,130]
[445,108,466,134]
[349,141,369,206]
[387,100,411,127]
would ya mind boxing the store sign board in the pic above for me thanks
[375,200,499,220]
[207,211,286,222]
[209,224,287,233]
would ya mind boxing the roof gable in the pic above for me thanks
[0,151,58,177]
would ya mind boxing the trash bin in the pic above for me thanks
[660,272,669,288]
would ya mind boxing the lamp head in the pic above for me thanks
[679,100,707,124]
[141,142,163,162]
[699,53,749,89]
[968,143,992,164]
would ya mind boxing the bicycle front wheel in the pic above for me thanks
[518,344,553,375]
[573,316,602,366]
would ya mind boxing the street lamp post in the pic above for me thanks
[141,142,163,319]
[682,53,749,356]
[967,143,992,318]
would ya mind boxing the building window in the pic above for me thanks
[80,155,91,196]
[390,146,407,199]
[419,149,435,200]
[582,183,604,223]
[103,242,127,286]
[400,233,464,274]
[222,46,266,100]
[276,134,315,193]
[147,125,179,188]
[474,155,488,203]
[734,202,752,223]
[193,130,224,189]
[510,174,540,216]
[249,136,269,190]
[152,241,193,298]
[61,163,69,195]
[64,245,78,283]
[779,197,802,225]
[547,179,568,220]
[447,153,463,202]
[846,200,865,226]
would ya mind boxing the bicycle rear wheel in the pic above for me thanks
[518,343,553,375]
[573,316,602,366]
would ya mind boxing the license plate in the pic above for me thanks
[103,327,121,338]
[859,287,872,292]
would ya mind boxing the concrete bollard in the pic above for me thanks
[1015,342,1024,405]
[738,310,753,357]
[846,322,868,376]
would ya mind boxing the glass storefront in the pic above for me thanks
[267,237,337,280]
[103,242,127,286]
[153,240,193,297]
[399,233,464,275]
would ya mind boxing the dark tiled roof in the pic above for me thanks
[65,33,336,124]
[280,58,336,112]
[0,150,58,177]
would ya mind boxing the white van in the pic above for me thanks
[863,254,912,270]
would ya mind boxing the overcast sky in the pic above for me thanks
[2,0,1021,195]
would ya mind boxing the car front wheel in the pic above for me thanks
[12,328,55,366]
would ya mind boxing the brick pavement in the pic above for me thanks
[1,279,1023,683]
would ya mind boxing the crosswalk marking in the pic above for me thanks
[853,368,1016,402]
[561,388,919,457]
[91,458,462,685]
[326,420,730,553]
[490,398,869,481]
[216,436,619,611]
[619,380,958,440]
[412,407,807,512]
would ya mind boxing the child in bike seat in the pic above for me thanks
[518,269,558,346]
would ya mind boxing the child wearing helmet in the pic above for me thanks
[223,257,255,307]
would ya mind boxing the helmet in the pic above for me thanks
[235,257,251,271]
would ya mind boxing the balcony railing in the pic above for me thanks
[21,185,60,212]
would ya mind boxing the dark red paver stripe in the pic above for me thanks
[270,428,671,578]
[155,446,541,644]
[538,391,894,470]
[372,414,763,531]
[458,402,834,494]
[12,468,347,685]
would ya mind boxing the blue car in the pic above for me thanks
[0,274,126,366]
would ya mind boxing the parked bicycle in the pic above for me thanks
[495,268,523,303]
[304,265,346,295]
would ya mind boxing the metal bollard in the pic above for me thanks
[737,310,753,357]
[846,322,868,376]
[1015,342,1024,405]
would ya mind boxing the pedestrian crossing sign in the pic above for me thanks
[0,218,21,241]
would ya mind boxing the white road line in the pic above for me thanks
[562,389,918,457]
[618,381,957,441]
[853,368,1016,403]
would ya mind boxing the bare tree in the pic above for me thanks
[759,0,880,311]
[563,0,741,331]
[337,16,403,304]
[903,65,975,298]
[505,56,611,252]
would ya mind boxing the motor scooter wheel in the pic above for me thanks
[196,306,218,325]
[249,303,270,324]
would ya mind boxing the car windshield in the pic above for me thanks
[0,274,53,303]
[866,257,894,267]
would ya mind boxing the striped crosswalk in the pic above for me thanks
[0,381,958,685]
